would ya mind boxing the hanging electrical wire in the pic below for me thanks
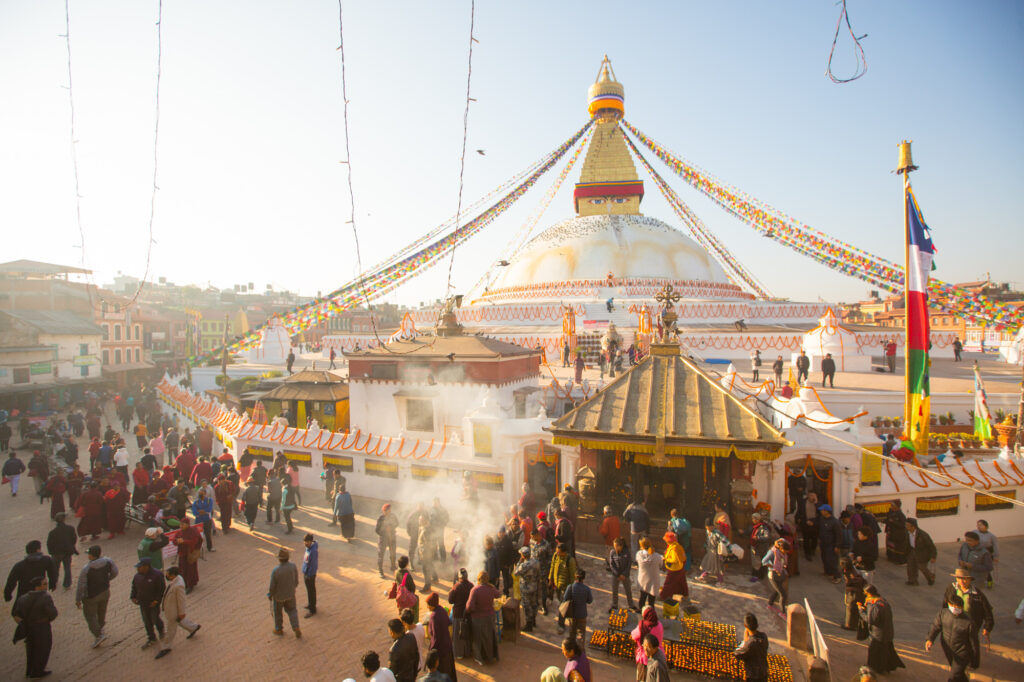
[61,0,91,305]
[62,0,161,310]
[826,0,868,84]
[443,0,477,298]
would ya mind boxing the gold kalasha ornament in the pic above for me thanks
[896,140,918,175]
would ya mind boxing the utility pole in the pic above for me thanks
[1016,363,1023,456]
[220,312,229,391]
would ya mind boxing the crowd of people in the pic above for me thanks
[2,384,1019,681]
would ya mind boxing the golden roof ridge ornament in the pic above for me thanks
[654,284,681,346]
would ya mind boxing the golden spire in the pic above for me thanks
[574,57,643,217]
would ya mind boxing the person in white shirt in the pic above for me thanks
[360,651,396,682]
[113,446,130,477]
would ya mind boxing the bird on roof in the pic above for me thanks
[446,353,455,362]
[476,149,486,155]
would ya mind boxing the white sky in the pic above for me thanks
[2,1,1022,306]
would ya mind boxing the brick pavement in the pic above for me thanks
[0,408,812,681]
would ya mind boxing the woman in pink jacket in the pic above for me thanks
[631,605,664,678]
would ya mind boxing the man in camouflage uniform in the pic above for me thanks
[530,529,553,615]
[514,546,541,631]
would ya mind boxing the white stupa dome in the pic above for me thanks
[801,308,861,357]
[491,214,731,290]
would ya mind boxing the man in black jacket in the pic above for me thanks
[608,537,637,612]
[734,613,769,682]
[4,540,57,602]
[795,350,810,384]
[817,505,841,583]
[130,557,166,648]
[820,353,836,388]
[905,517,937,585]
[943,569,994,670]
[387,617,419,682]
[46,513,79,589]
[925,593,973,682]
[12,576,58,679]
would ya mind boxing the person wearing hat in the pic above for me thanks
[75,545,118,648]
[131,557,166,648]
[47,512,79,590]
[12,575,58,679]
[424,591,457,680]
[138,526,169,570]
[514,545,541,631]
[817,504,842,584]
[943,568,994,670]
[268,547,301,638]
[376,503,399,579]
[154,565,200,659]
[925,593,974,682]
[904,517,936,586]
[660,531,690,603]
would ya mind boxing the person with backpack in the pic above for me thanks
[74,545,118,648]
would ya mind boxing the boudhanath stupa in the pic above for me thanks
[328,58,955,363]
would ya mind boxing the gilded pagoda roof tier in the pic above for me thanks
[548,343,791,460]
[260,369,349,402]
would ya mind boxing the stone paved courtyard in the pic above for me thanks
[1,407,1021,681]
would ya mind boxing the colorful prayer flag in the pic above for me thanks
[973,363,993,440]
[905,188,935,453]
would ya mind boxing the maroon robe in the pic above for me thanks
[66,470,85,508]
[104,486,130,535]
[214,480,236,531]
[45,475,67,519]
[76,488,105,538]
[176,525,202,588]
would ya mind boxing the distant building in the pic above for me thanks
[0,309,103,411]
[94,292,155,388]
[0,259,92,314]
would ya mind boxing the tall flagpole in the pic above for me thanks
[897,140,918,442]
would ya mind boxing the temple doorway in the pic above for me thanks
[784,456,834,512]
[524,441,560,505]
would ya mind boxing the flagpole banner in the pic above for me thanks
[905,188,934,453]
[973,363,993,439]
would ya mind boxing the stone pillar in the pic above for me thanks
[786,603,811,652]
[808,657,830,682]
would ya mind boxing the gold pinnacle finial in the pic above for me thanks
[896,140,918,175]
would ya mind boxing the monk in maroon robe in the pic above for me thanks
[104,483,130,538]
[66,465,85,508]
[76,483,105,539]
[149,471,171,501]
[45,470,67,519]
[214,476,236,532]
[175,517,203,590]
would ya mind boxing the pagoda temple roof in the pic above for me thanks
[260,370,349,402]
[548,343,791,461]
